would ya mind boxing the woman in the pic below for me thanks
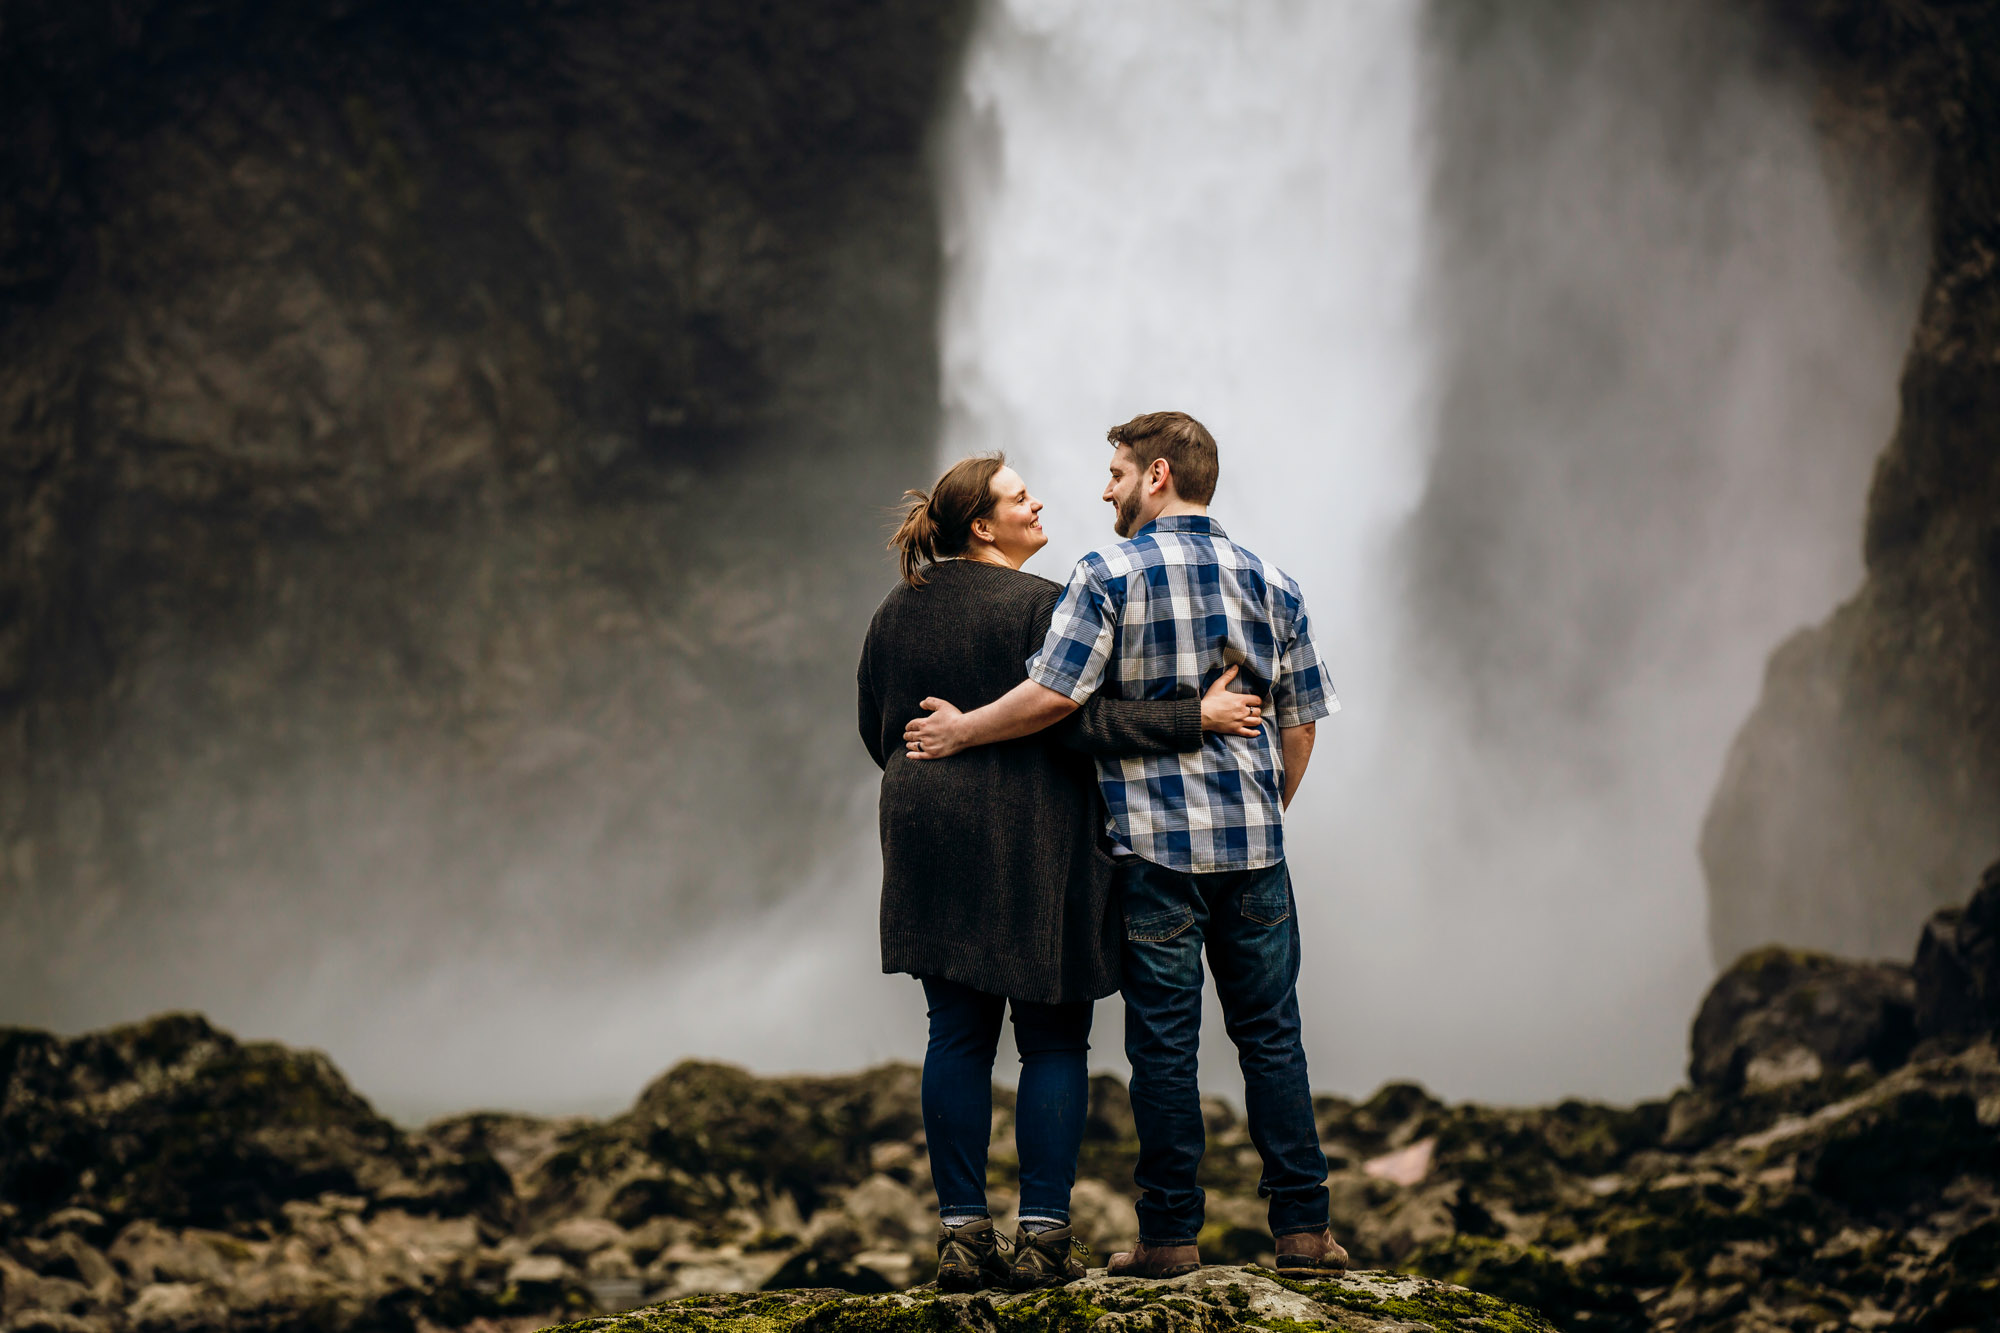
[856,454,1261,1291]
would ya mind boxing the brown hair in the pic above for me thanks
[889,454,1007,586]
[1106,411,1219,505]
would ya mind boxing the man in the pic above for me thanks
[903,411,1347,1278]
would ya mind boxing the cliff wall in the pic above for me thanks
[1704,0,2000,961]
[0,0,972,1017]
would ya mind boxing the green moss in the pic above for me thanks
[1256,1269,1561,1333]
[991,1288,1111,1333]
[1407,1236,1639,1332]
[547,1292,838,1333]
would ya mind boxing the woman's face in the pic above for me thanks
[974,465,1049,566]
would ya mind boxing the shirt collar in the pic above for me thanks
[1134,513,1226,540]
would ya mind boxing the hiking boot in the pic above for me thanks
[1275,1228,1349,1274]
[1106,1239,1201,1279]
[1009,1223,1086,1290]
[936,1217,1011,1292]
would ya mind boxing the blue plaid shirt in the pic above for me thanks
[1027,515,1337,873]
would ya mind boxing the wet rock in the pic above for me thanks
[30,1217,105,1249]
[0,1015,420,1236]
[507,1257,572,1288]
[1688,946,1916,1093]
[1914,860,2000,1042]
[606,1061,923,1224]
[644,1248,790,1301]
[125,1282,220,1333]
[7,1237,117,1305]
[535,1220,626,1265]
[0,1259,91,1326]
[107,1224,232,1289]
[832,1177,928,1249]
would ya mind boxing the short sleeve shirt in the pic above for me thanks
[1027,515,1336,872]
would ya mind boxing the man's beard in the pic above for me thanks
[1113,487,1143,538]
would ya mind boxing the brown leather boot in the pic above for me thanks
[1106,1240,1201,1279]
[1008,1224,1086,1290]
[1274,1228,1349,1274]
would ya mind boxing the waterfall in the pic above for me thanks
[937,0,1433,1095]
[934,0,1923,1102]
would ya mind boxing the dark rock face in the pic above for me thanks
[0,0,973,1021]
[1703,1,2000,961]
[1686,946,1915,1093]
[1914,860,2000,1042]
[0,1013,477,1235]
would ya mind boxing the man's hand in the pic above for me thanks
[903,698,970,759]
[1201,665,1264,736]
[904,679,1080,759]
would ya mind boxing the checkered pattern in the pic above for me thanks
[1027,515,1337,873]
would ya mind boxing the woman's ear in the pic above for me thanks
[971,519,992,544]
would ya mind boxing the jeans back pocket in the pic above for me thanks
[1125,905,1195,942]
[1239,887,1292,927]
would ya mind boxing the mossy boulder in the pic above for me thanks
[0,1013,490,1236]
[1688,946,1916,1094]
[1913,859,2000,1042]
[541,1266,1559,1333]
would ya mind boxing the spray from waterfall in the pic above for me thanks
[935,0,1925,1102]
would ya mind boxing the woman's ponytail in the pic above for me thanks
[890,489,943,586]
[888,454,1007,587]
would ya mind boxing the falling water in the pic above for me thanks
[935,0,1923,1103]
[937,0,1432,1098]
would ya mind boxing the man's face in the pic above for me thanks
[1103,445,1151,538]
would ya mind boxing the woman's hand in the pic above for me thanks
[1201,665,1264,737]
[905,698,969,759]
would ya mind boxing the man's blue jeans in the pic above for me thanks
[920,976,1092,1223]
[1119,856,1330,1244]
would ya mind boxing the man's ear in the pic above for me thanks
[1150,458,1173,497]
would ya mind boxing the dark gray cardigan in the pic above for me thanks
[857,560,1201,1004]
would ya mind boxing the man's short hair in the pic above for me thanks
[1106,411,1219,505]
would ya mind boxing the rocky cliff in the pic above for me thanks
[1703,0,2000,961]
[0,0,972,1020]
[5,862,1998,1333]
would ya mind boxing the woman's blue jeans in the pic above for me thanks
[920,976,1092,1223]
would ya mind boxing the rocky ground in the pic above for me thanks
[544,1265,1558,1333]
[4,863,1998,1333]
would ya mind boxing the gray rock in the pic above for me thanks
[1914,860,2000,1042]
[535,1218,627,1264]
[1688,946,1916,1092]
[125,1283,221,1333]
[3,1312,107,1333]
[506,1255,573,1287]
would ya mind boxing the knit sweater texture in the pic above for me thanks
[857,559,1201,1004]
